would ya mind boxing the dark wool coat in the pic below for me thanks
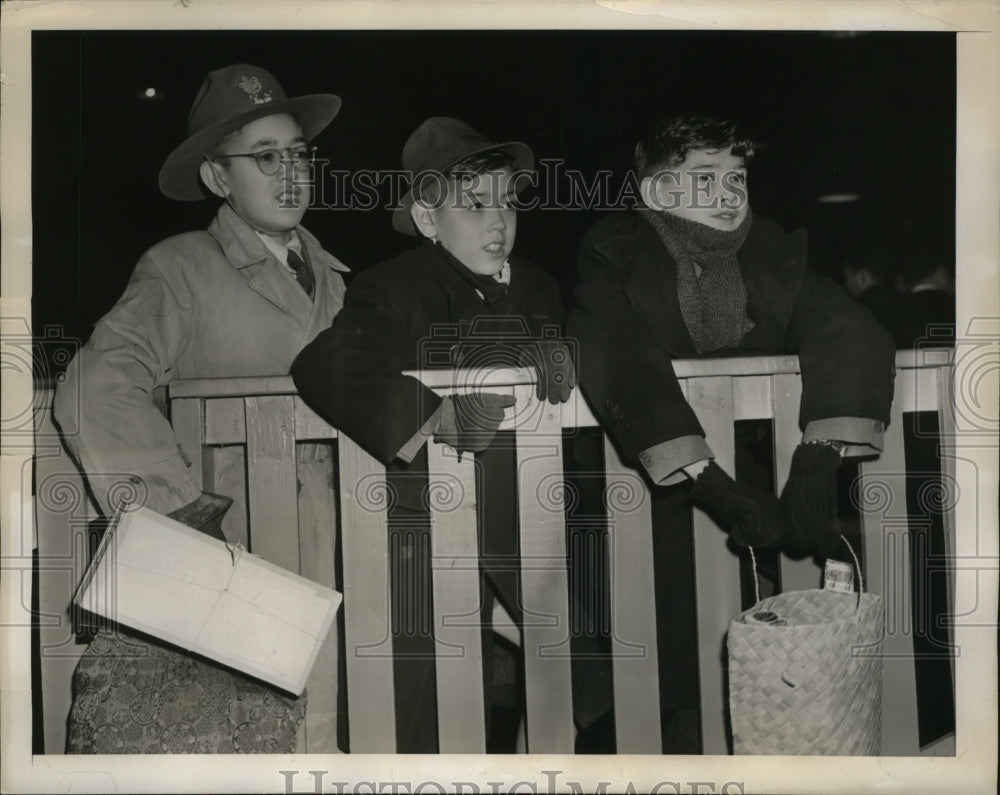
[292,238,565,468]
[567,212,896,465]
[292,240,610,751]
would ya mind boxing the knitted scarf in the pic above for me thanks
[638,207,756,354]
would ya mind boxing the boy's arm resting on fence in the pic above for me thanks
[291,275,443,466]
[568,216,707,469]
[785,266,896,437]
[53,251,202,516]
[637,436,715,485]
[802,416,885,458]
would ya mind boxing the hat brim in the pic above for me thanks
[158,94,342,201]
[392,140,534,235]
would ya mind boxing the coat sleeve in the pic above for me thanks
[291,273,443,465]
[785,267,896,429]
[53,250,203,516]
[566,220,705,466]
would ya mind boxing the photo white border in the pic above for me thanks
[2,1,997,793]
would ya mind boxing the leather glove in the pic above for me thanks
[167,491,233,542]
[519,339,576,404]
[433,392,517,457]
[690,460,790,548]
[780,441,844,559]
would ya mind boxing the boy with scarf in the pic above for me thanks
[292,117,610,752]
[567,113,895,749]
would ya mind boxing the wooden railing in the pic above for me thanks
[34,350,956,755]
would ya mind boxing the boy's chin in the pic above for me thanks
[464,260,507,277]
[697,211,745,231]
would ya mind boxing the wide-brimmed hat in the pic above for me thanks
[158,64,341,201]
[392,116,534,235]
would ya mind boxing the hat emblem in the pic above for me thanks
[238,75,272,105]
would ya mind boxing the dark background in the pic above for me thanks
[32,30,956,369]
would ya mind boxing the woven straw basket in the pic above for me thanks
[728,582,884,755]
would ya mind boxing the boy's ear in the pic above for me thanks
[199,160,230,199]
[410,201,437,240]
[639,176,659,210]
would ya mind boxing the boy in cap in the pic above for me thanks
[293,117,609,752]
[56,64,348,753]
[568,113,895,749]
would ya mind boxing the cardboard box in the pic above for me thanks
[73,506,341,695]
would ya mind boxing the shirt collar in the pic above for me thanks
[255,229,302,268]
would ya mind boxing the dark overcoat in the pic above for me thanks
[565,212,896,745]
[293,239,565,467]
[293,240,609,751]
[567,212,896,464]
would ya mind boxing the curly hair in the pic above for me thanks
[634,114,755,181]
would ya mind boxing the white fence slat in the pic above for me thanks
[772,373,823,592]
[33,397,95,754]
[603,435,662,753]
[860,393,920,755]
[294,396,339,441]
[515,385,575,753]
[203,396,245,444]
[244,395,300,573]
[170,398,203,487]
[935,365,958,699]
[426,440,486,752]
[733,374,772,421]
[687,375,742,755]
[338,434,397,752]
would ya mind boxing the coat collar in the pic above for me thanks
[208,203,350,274]
[595,214,699,358]
[207,203,349,319]
[593,211,808,358]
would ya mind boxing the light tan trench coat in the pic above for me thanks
[54,202,348,752]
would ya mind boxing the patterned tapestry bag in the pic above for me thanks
[727,540,884,755]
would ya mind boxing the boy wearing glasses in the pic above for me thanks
[55,64,348,753]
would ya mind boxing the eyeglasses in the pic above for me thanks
[209,145,317,176]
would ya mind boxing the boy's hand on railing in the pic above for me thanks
[519,340,576,404]
[780,442,843,559]
[434,393,517,456]
[690,461,789,548]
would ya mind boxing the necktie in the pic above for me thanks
[286,248,315,299]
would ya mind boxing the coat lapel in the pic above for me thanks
[739,225,809,329]
[209,204,320,322]
[598,218,698,358]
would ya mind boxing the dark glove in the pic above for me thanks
[689,460,789,548]
[434,392,517,457]
[167,491,233,542]
[780,442,843,559]
[519,339,576,404]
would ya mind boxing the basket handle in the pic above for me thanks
[748,534,864,610]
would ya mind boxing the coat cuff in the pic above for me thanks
[638,435,714,486]
[802,417,885,457]
[396,402,447,464]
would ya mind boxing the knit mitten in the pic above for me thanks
[690,461,788,548]
[780,442,843,559]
